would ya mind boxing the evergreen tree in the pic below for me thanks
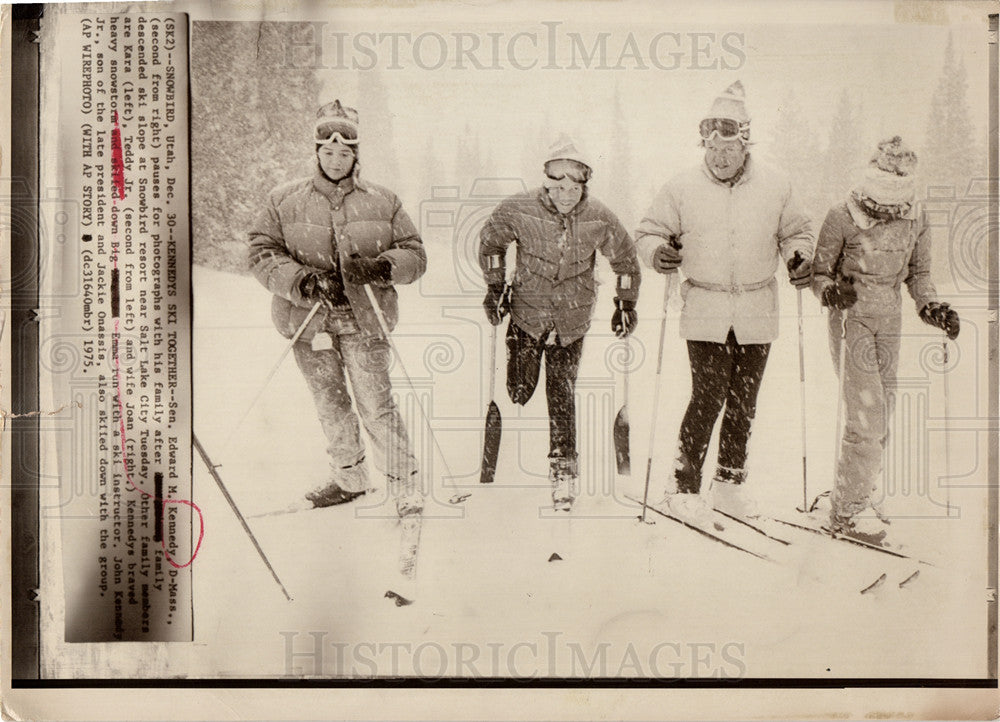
[454,122,482,195]
[821,89,865,209]
[607,83,634,224]
[356,68,400,188]
[766,90,826,220]
[922,34,982,194]
[191,22,318,272]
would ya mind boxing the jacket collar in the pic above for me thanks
[312,164,365,199]
[846,193,917,230]
[701,153,753,188]
[536,185,590,218]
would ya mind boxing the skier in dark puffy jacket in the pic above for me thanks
[247,100,426,515]
[479,134,641,510]
[812,136,960,544]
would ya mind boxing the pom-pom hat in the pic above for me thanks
[855,136,917,207]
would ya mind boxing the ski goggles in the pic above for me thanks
[544,159,592,184]
[315,119,359,146]
[699,117,750,143]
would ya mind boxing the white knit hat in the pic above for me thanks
[544,133,592,170]
[854,136,917,206]
[705,81,750,124]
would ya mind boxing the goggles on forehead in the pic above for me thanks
[544,161,591,185]
[315,119,359,146]
[699,117,750,143]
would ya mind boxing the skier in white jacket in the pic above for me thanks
[636,81,814,524]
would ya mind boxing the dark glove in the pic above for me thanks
[342,254,393,285]
[483,282,511,326]
[652,239,682,274]
[787,250,813,288]
[300,271,346,310]
[611,298,637,338]
[821,276,858,310]
[920,301,960,340]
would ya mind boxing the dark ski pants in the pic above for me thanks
[506,322,584,461]
[675,328,771,493]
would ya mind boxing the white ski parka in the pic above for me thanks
[636,158,814,344]
[248,169,426,340]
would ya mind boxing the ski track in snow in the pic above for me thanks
[191,264,988,679]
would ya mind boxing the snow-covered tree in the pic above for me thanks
[191,22,319,272]
[606,83,634,224]
[767,90,826,221]
[356,68,400,187]
[454,122,483,195]
[922,34,982,194]
[821,89,865,209]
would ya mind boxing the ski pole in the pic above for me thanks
[640,272,675,523]
[192,433,293,601]
[353,272,459,494]
[795,287,809,512]
[225,301,322,448]
[942,338,952,516]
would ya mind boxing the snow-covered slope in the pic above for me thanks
[189,262,989,679]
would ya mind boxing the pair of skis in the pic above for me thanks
[629,491,929,591]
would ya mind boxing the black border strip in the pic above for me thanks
[10,3,45,682]
[10,677,998,689]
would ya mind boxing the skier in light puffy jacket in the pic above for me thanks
[479,134,642,510]
[636,81,814,525]
[247,100,426,515]
[812,136,960,544]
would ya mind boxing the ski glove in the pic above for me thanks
[483,282,511,326]
[651,239,683,274]
[300,271,347,311]
[612,297,637,338]
[787,250,813,288]
[920,301,960,340]
[821,276,858,310]
[342,254,393,285]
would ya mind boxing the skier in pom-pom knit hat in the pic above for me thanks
[479,134,642,511]
[812,135,960,545]
[635,81,814,526]
[247,100,426,516]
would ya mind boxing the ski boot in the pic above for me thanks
[550,457,579,512]
[665,491,714,526]
[711,466,760,519]
[829,511,888,545]
[306,484,366,508]
[306,458,370,508]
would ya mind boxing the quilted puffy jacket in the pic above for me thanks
[811,199,937,317]
[248,168,426,339]
[479,188,641,345]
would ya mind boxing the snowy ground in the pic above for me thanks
[187,259,990,680]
